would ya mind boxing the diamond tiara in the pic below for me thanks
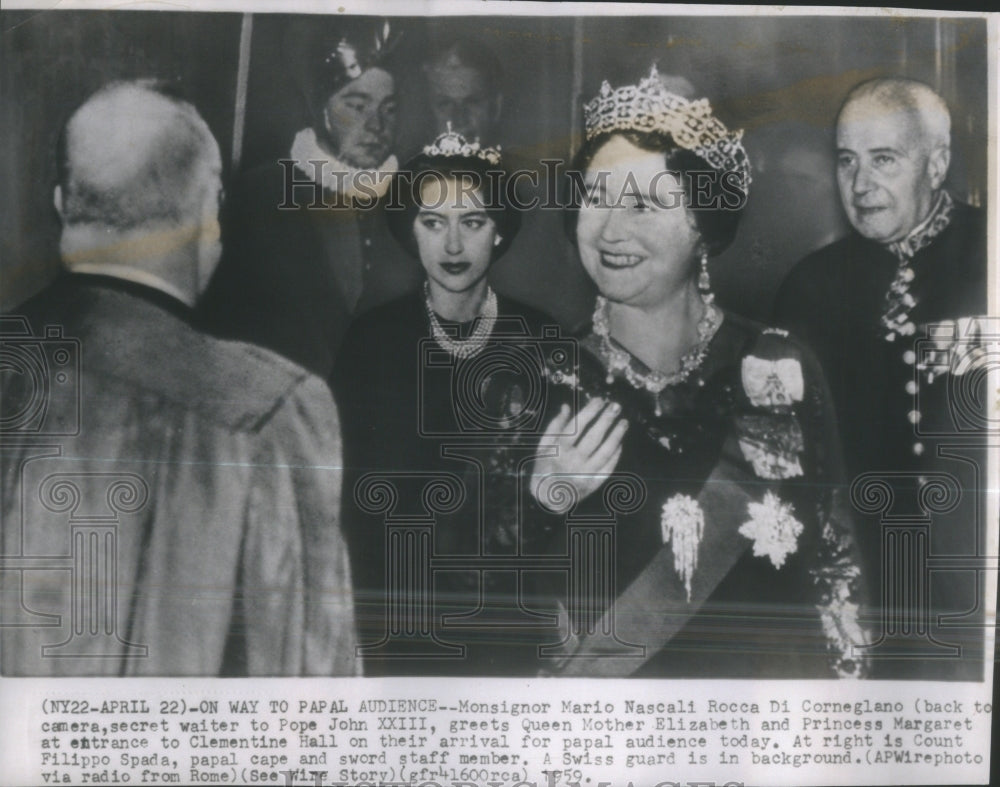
[583,65,752,190]
[422,123,502,167]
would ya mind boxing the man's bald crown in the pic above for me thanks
[839,77,951,153]
[60,81,220,231]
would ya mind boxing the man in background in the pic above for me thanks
[774,77,987,679]
[1,81,357,676]
[201,18,419,377]
[423,36,503,143]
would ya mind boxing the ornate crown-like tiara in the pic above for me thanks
[422,123,502,167]
[583,65,752,190]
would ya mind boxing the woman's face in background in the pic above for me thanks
[413,175,498,296]
[576,135,701,309]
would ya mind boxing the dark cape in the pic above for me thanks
[2,274,357,676]
[773,199,988,680]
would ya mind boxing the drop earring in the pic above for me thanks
[698,249,714,304]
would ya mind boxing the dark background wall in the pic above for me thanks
[1,10,242,311]
[1,11,987,325]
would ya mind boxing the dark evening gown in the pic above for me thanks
[331,288,563,676]
[523,310,870,678]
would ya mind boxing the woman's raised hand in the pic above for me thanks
[530,397,629,514]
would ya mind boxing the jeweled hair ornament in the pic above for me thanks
[422,122,502,166]
[583,64,752,192]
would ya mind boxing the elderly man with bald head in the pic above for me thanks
[774,77,986,680]
[1,81,358,676]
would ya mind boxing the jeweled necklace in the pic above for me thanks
[592,294,722,416]
[424,281,498,359]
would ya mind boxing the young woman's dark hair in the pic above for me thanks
[386,152,521,260]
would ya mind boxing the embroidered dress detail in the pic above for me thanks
[660,494,705,602]
[739,491,803,569]
[735,415,806,473]
[880,191,953,342]
[811,516,869,678]
[738,438,804,480]
[741,356,804,409]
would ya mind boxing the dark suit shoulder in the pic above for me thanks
[781,236,851,290]
[772,235,859,327]
[188,331,326,432]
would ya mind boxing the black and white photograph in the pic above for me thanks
[0,2,996,785]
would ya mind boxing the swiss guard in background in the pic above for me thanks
[520,67,870,679]
[201,18,420,377]
[774,78,988,679]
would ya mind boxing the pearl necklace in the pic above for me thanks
[592,294,722,416]
[424,282,498,359]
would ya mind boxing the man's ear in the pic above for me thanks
[194,182,223,293]
[927,145,951,190]
[53,185,64,220]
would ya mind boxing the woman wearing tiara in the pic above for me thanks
[331,128,559,676]
[524,67,870,678]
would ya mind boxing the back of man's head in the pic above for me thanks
[840,77,951,153]
[58,80,221,232]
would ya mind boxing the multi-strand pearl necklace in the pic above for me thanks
[592,294,722,416]
[424,282,498,359]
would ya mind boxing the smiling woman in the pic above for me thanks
[329,128,559,675]
[523,66,872,678]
